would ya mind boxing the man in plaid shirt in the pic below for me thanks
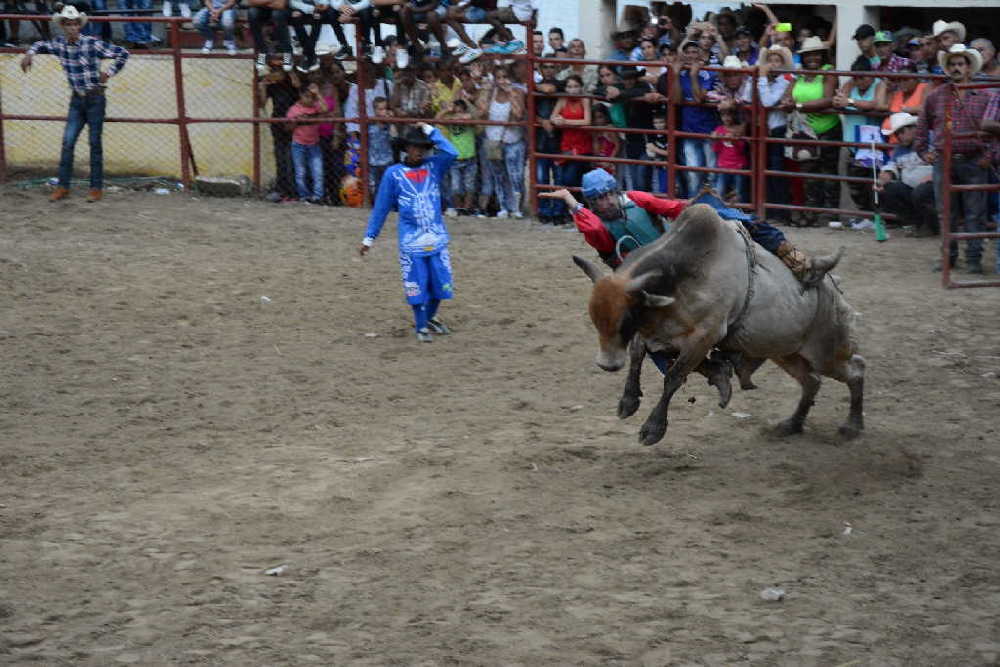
[914,43,994,274]
[21,5,129,203]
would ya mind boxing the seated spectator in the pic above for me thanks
[121,0,152,48]
[874,31,911,74]
[258,56,302,202]
[712,107,749,203]
[286,82,328,204]
[558,38,598,93]
[876,112,937,236]
[482,0,534,54]
[287,0,352,73]
[367,95,395,203]
[436,98,477,216]
[551,73,592,214]
[390,63,433,118]
[163,0,191,18]
[194,0,237,56]
[444,0,488,64]
[399,0,450,62]
[249,0,292,73]
[835,57,888,215]
[669,41,719,195]
[336,0,386,63]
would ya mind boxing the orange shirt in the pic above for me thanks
[882,83,928,140]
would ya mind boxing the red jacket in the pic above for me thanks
[572,191,686,255]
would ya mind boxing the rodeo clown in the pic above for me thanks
[359,122,459,343]
[540,168,840,283]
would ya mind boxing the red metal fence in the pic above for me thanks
[1,14,997,287]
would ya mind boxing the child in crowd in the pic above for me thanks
[646,113,670,193]
[437,98,478,216]
[591,103,620,177]
[286,82,328,203]
[711,107,749,204]
[368,96,396,202]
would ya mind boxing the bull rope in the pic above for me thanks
[728,222,758,334]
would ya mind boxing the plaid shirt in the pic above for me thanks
[914,82,994,156]
[26,35,129,95]
[877,53,912,74]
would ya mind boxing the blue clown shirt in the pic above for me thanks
[364,127,458,256]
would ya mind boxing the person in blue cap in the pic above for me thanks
[359,122,459,343]
[540,167,838,283]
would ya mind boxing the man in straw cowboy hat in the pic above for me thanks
[875,112,937,237]
[914,42,994,273]
[20,5,129,203]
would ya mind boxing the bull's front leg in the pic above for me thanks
[618,335,646,419]
[639,335,717,446]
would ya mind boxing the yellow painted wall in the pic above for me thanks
[1,53,272,181]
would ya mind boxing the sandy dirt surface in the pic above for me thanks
[2,185,1000,666]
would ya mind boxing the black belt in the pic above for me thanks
[74,88,106,98]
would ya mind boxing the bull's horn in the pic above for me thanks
[572,255,603,284]
[625,270,662,294]
[641,291,675,308]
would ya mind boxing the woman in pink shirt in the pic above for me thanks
[286,83,329,203]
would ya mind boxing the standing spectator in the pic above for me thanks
[710,54,753,127]
[258,55,301,202]
[422,62,459,115]
[874,31,911,74]
[535,61,563,223]
[711,107,749,203]
[476,64,526,218]
[915,43,993,273]
[359,123,458,342]
[286,82,328,204]
[249,0,292,73]
[784,36,839,225]
[558,38,598,93]
[669,41,718,195]
[646,113,669,193]
[390,64,432,118]
[608,26,636,64]
[315,73,345,204]
[367,96,395,202]
[882,62,927,136]
[732,26,759,65]
[612,65,663,193]
[20,5,129,203]
[591,103,620,178]
[853,24,878,68]
[437,98,477,216]
[876,112,937,236]
[632,38,665,84]
[530,29,543,57]
[551,73,592,213]
[545,26,564,56]
[757,45,794,223]
[932,20,965,60]
[345,59,393,141]
[195,0,237,55]
[835,57,888,215]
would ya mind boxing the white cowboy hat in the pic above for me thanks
[761,45,793,69]
[938,43,983,75]
[721,55,744,69]
[881,112,918,136]
[797,36,827,55]
[932,20,966,42]
[51,4,88,27]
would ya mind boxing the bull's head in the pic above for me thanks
[573,256,675,372]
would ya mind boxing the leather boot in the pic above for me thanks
[776,241,843,287]
[49,187,70,202]
[86,189,103,202]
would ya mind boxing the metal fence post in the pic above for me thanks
[170,19,192,186]
[0,87,7,184]
[525,18,537,217]
[252,62,261,191]
[754,79,767,219]
[356,27,370,206]
[666,65,677,199]
[941,89,954,287]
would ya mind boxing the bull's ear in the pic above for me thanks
[572,255,603,284]
[641,291,675,308]
[625,270,662,294]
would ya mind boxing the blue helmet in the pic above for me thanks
[581,169,618,201]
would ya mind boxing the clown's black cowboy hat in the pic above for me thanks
[393,126,435,151]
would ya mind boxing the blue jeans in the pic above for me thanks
[536,157,560,216]
[933,157,989,266]
[121,0,152,43]
[291,141,324,200]
[59,93,106,189]
[716,172,746,201]
[195,7,235,41]
[681,137,716,194]
[489,140,524,213]
[85,0,113,41]
[625,162,651,192]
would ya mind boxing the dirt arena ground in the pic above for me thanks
[2,185,1000,666]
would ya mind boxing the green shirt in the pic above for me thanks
[444,124,476,160]
[792,65,840,135]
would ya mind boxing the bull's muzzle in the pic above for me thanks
[596,348,626,372]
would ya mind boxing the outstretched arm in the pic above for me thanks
[627,190,687,219]
[539,188,615,254]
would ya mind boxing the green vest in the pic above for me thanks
[602,196,665,255]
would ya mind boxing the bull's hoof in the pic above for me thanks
[739,379,758,391]
[838,422,863,440]
[714,379,732,409]
[638,419,667,446]
[617,393,641,419]
[771,418,804,438]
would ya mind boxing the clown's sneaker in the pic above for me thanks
[427,318,450,335]
[415,328,433,343]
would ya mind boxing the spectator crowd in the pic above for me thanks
[9,0,1000,271]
